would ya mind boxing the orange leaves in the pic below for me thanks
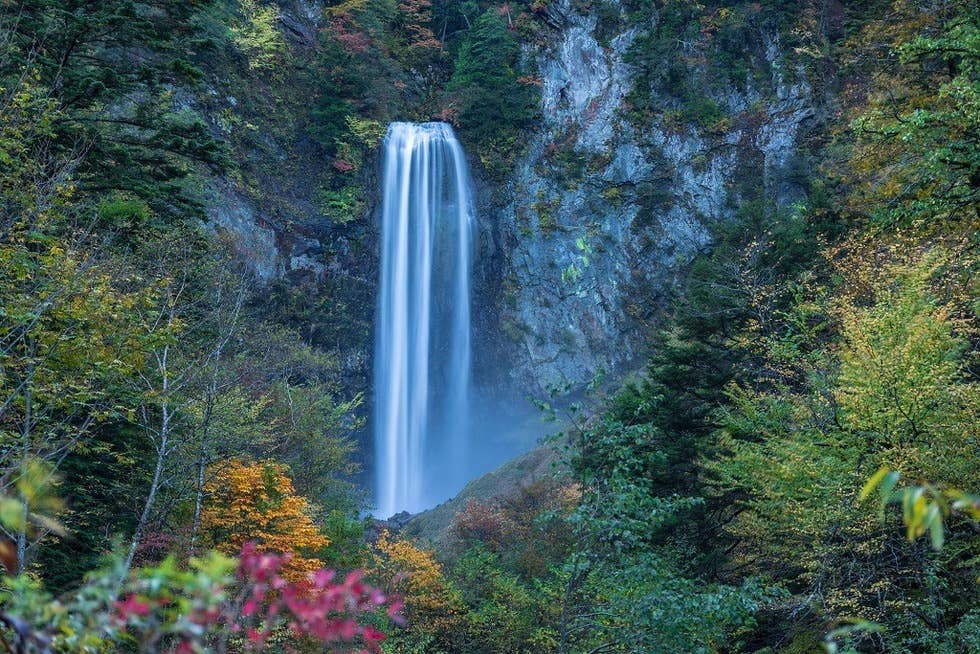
[451,480,580,579]
[201,459,329,579]
[327,16,372,55]
[516,74,542,86]
[373,530,455,604]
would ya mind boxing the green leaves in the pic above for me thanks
[231,0,288,72]
[706,236,978,646]
[843,0,980,228]
[0,459,64,573]
[860,466,980,552]
[449,9,539,174]
[859,467,900,520]
[0,499,25,534]
[2,0,224,220]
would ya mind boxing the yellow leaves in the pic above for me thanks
[859,467,895,503]
[345,115,386,149]
[0,222,163,446]
[201,459,329,579]
[861,466,980,552]
[370,530,464,641]
[0,459,65,570]
[232,0,288,72]
[831,245,978,489]
[374,530,446,594]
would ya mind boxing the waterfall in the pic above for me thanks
[375,122,473,517]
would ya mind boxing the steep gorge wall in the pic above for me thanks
[199,0,826,401]
[477,0,819,394]
[196,0,380,389]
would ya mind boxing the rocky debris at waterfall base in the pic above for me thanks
[364,439,569,555]
[399,440,570,554]
[379,511,415,530]
[365,510,416,545]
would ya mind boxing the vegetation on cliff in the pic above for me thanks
[0,0,976,652]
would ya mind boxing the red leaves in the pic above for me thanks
[235,541,400,652]
[436,105,459,126]
[387,599,406,626]
[327,18,371,55]
[113,594,151,620]
[333,158,355,173]
[110,542,400,652]
[363,625,385,644]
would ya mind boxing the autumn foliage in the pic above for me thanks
[370,530,464,650]
[110,543,394,653]
[201,459,329,579]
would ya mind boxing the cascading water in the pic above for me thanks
[375,122,473,518]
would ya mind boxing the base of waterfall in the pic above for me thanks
[372,393,552,520]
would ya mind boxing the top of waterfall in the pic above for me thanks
[386,121,458,139]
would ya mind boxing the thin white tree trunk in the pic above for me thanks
[16,359,33,575]
[188,392,213,557]
[124,399,169,576]
[123,333,172,579]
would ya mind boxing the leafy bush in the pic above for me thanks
[0,542,397,652]
[232,0,289,72]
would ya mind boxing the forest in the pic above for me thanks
[0,0,977,652]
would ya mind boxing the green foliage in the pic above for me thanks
[0,3,977,653]
[316,185,366,225]
[581,554,773,654]
[255,379,363,511]
[449,9,539,175]
[835,254,977,488]
[556,389,777,653]
[0,0,225,220]
[0,209,163,572]
[96,194,154,234]
[861,467,980,551]
[1,542,394,652]
[232,0,288,72]
[309,78,354,154]
[453,546,558,654]
[706,247,980,651]
[841,0,980,227]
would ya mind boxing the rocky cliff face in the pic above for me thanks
[479,0,818,393]
[200,0,822,400]
[196,0,380,391]
[204,0,336,282]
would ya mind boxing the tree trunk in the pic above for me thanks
[16,360,32,575]
[124,335,173,579]
[124,400,169,577]
[188,396,212,557]
[15,498,27,575]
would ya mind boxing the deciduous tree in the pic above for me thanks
[201,459,329,579]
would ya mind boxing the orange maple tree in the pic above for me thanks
[200,459,329,578]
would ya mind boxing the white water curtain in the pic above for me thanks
[375,122,473,517]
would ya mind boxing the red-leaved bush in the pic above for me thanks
[12,542,405,654]
[229,542,403,651]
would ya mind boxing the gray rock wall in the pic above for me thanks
[481,0,816,393]
[201,0,820,400]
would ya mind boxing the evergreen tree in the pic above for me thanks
[449,9,537,168]
[0,0,224,221]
